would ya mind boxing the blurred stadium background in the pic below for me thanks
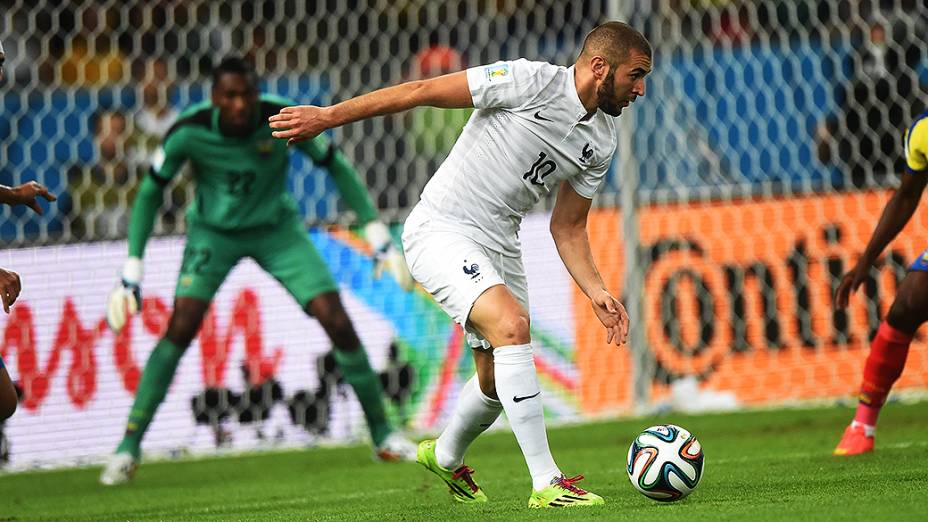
[1,0,927,471]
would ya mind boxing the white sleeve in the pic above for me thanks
[568,154,612,199]
[466,59,553,110]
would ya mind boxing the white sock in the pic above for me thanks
[435,375,503,470]
[494,343,561,491]
[851,420,876,437]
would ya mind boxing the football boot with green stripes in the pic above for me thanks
[416,439,487,503]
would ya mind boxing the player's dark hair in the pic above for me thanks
[212,56,257,86]
[579,21,652,68]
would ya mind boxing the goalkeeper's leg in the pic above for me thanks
[253,218,415,461]
[101,297,210,484]
[307,292,415,461]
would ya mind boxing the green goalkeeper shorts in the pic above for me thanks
[176,215,338,306]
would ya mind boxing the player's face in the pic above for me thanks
[212,72,259,133]
[597,49,651,117]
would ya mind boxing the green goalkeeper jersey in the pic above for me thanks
[128,94,378,258]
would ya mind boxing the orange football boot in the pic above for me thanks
[833,424,874,456]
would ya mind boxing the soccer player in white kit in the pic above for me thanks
[270,22,651,508]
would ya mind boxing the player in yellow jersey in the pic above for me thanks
[834,110,928,455]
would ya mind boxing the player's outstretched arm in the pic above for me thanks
[0,181,57,215]
[550,182,629,346]
[835,171,928,309]
[269,71,473,145]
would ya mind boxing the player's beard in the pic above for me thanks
[596,71,623,117]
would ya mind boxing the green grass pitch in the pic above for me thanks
[3,401,927,521]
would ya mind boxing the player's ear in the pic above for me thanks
[590,56,609,81]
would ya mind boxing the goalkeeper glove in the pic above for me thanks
[364,221,415,291]
[106,257,143,333]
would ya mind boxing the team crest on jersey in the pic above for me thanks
[579,143,594,164]
[256,139,275,155]
[484,64,512,84]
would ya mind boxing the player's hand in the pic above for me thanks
[374,245,415,291]
[834,258,872,310]
[7,181,57,215]
[268,105,329,146]
[106,257,143,333]
[364,221,415,291]
[590,289,629,346]
[0,268,22,314]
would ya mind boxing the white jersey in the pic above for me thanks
[412,59,617,256]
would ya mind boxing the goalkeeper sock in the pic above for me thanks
[333,347,392,447]
[116,339,185,459]
[435,374,502,470]
[853,321,912,428]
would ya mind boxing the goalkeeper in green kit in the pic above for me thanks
[100,57,417,485]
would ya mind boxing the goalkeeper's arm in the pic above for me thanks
[107,136,186,331]
[296,134,378,226]
[127,173,166,260]
[296,135,415,290]
[105,173,161,332]
[269,72,473,145]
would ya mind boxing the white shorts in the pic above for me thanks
[402,206,528,350]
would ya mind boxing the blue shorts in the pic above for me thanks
[909,249,928,271]
[0,355,5,370]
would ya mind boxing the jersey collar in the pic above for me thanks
[566,65,594,122]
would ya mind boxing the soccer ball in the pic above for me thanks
[626,424,704,502]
